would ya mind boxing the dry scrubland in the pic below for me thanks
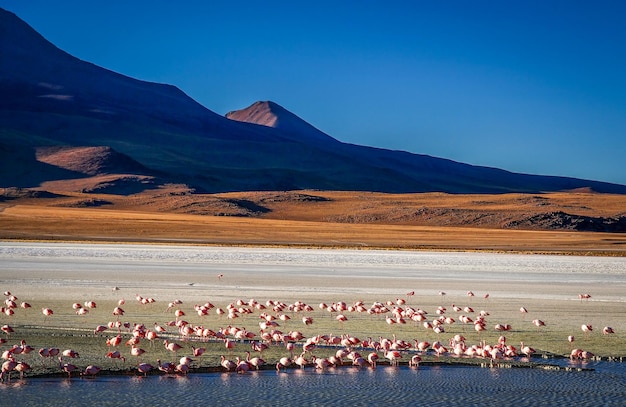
[1,188,625,378]
[1,188,626,254]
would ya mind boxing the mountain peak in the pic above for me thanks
[225,101,337,144]
[226,100,295,129]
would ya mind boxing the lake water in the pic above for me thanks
[1,243,626,405]
[2,361,626,406]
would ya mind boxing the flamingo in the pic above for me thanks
[519,307,528,318]
[131,346,146,360]
[367,352,379,368]
[157,359,175,374]
[192,346,206,358]
[223,338,235,352]
[409,354,422,368]
[62,349,80,359]
[0,358,17,382]
[246,351,265,370]
[106,350,126,364]
[1,324,14,336]
[235,357,251,374]
[80,365,101,378]
[602,326,615,335]
[42,307,53,321]
[94,325,108,336]
[295,353,308,369]
[14,361,31,379]
[532,319,546,332]
[275,357,292,371]
[164,340,183,354]
[137,363,153,377]
[107,335,122,347]
[385,350,402,366]
[220,355,236,372]
[58,357,77,378]
[520,342,535,358]
[175,363,190,375]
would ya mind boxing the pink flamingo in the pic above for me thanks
[409,354,422,368]
[106,350,126,365]
[58,357,77,378]
[62,349,80,359]
[192,346,206,358]
[276,357,292,371]
[137,363,153,377]
[520,342,535,358]
[221,355,236,372]
[80,365,101,378]
[42,307,53,322]
[246,351,265,370]
[385,350,402,366]
[15,361,31,379]
[367,352,379,368]
[164,340,183,355]
[131,346,146,360]
[157,359,175,374]
[295,353,308,369]
[235,357,251,374]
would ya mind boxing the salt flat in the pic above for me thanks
[2,242,625,303]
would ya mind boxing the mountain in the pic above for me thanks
[1,7,626,195]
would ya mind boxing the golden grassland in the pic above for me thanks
[1,189,626,255]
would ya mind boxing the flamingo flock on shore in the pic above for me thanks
[0,287,617,382]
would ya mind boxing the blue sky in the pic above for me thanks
[2,1,625,185]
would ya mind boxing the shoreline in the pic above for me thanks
[17,355,599,381]
[3,237,625,258]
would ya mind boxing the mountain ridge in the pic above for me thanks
[1,7,626,195]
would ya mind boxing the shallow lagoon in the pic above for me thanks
[3,361,626,407]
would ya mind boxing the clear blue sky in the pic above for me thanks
[2,1,625,185]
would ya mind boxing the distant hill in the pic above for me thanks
[2,7,626,194]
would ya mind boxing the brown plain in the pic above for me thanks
[1,185,625,255]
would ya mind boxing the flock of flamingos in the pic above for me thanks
[0,285,616,382]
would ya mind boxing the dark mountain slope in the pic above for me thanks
[1,7,625,194]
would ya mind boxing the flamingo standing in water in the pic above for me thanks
[157,359,175,374]
[409,354,422,368]
[275,357,292,371]
[0,358,17,382]
[14,361,31,379]
[58,357,77,378]
[367,352,379,368]
[295,353,308,369]
[220,355,236,372]
[385,350,402,366]
[520,342,535,358]
[137,363,153,377]
[246,351,265,370]
[82,365,101,378]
